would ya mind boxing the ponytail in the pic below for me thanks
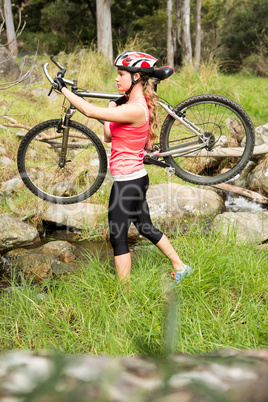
[141,76,158,148]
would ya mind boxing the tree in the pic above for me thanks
[174,0,182,65]
[194,0,201,71]
[0,8,35,90]
[3,0,18,56]
[96,0,113,64]
[167,0,174,66]
[180,0,192,64]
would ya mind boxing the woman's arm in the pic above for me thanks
[60,87,143,125]
[104,101,116,143]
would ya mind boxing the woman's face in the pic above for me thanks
[115,69,132,93]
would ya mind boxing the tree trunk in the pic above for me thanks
[181,0,192,65]
[167,0,174,66]
[212,183,268,205]
[4,0,18,57]
[174,0,182,66]
[96,0,113,64]
[194,0,202,71]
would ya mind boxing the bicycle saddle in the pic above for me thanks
[149,66,174,81]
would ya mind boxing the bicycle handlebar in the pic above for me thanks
[43,62,75,86]
[50,54,65,71]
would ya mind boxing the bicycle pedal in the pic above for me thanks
[165,166,175,175]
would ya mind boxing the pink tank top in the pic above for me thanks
[109,96,149,176]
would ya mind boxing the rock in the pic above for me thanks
[147,183,223,220]
[1,349,268,401]
[1,177,24,194]
[2,247,30,259]
[0,156,11,167]
[240,123,268,148]
[231,160,256,187]
[51,260,77,275]
[255,123,268,145]
[2,240,78,279]
[256,243,268,252]
[248,159,268,195]
[216,135,228,147]
[0,47,21,79]
[0,213,40,253]
[60,252,76,263]
[0,145,6,155]
[31,87,59,102]
[212,211,268,243]
[31,240,76,257]
[11,253,56,281]
[42,203,107,229]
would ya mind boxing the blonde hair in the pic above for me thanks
[141,75,158,149]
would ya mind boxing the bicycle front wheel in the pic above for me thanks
[17,119,107,204]
[160,94,255,185]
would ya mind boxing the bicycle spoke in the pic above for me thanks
[160,95,254,185]
[19,121,106,202]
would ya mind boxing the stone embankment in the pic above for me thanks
[1,123,268,280]
[1,348,268,401]
[1,177,268,281]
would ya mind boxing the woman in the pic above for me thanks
[53,50,192,284]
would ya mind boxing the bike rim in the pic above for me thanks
[165,100,253,183]
[21,124,105,202]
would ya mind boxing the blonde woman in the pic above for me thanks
[53,51,192,283]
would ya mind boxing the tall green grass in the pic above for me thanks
[1,226,267,355]
[1,51,267,129]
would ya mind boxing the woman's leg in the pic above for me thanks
[132,176,186,273]
[108,181,137,282]
[114,253,131,282]
[155,234,185,272]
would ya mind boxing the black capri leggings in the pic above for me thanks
[108,174,163,256]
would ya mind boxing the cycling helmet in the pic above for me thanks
[114,51,158,97]
[114,51,158,73]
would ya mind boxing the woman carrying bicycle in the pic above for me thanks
[53,50,192,284]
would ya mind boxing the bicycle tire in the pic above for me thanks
[160,94,255,185]
[17,119,107,204]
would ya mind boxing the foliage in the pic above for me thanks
[218,0,268,72]
[3,0,267,74]
[242,53,268,78]
[13,0,96,53]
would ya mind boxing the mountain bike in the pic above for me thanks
[17,55,255,204]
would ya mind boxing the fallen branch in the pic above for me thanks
[2,116,31,131]
[212,182,268,205]
[0,62,35,90]
[183,144,268,158]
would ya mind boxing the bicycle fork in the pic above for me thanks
[58,106,76,168]
[152,100,209,159]
[144,100,209,171]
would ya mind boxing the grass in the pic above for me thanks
[1,225,268,355]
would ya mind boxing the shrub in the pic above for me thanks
[242,53,268,77]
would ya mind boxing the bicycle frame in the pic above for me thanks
[43,62,208,165]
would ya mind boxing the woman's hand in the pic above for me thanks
[53,77,66,91]
[108,101,117,108]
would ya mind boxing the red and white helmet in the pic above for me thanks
[114,51,158,73]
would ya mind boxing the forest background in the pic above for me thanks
[1,0,268,76]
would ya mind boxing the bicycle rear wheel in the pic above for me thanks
[17,119,107,204]
[160,94,255,185]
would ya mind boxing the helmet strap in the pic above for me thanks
[125,72,142,98]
